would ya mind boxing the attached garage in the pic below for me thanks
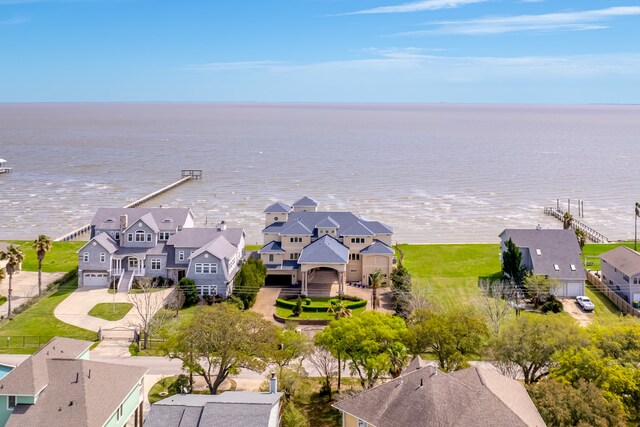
[565,282,584,297]
[83,272,109,287]
[265,274,294,287]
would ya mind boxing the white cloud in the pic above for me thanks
[398,6,640,35]
[343,0,488,15]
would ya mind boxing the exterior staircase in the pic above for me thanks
[117,270,134,293]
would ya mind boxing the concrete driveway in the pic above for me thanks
[251,287,283,322]
[54,287,172,332]
[561,298,593,326]
[0,271,64,317]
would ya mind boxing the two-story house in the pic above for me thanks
[600,246,640,307]
[258,197,394,295]
[77,208,245,296]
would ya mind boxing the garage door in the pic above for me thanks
[84,272,108,287]
[265,274,293,287]
[566,282,584,297]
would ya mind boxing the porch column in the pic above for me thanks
[303,271,308,296]
[339,272,344,296]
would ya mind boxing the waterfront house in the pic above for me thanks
[145,375,282,427]
[333,362,546,427]
[0,337,148,427]
[258,197,394,295]
[600,246,640,307]
[499,229,586,297]
[77,207,245,296]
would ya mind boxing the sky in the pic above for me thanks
[1,0,639,103]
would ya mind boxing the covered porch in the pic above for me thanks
[300,264,346,296]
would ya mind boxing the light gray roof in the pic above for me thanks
[500,229,586,281]
[298,235,349,264]
[146,392,282,427]
[124,212,160,233]
[91,207,193,232]
[600,246,640,276]
[315,216,339,228]
[264,211,392,238]
[78,232,118,254]
[189,236,237,262]
[402,355,430,374]
[360,240,395,255]
[280,220,313,236]
[6,359,148,427]
[258,241,285,254]
[0,338,92,396]
[266,260,299,270]
[166,227,244,248]
[292,196,318,207]
[333,366,545,427]
[263,202,292,214]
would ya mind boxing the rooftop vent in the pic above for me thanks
[162,217,173,223]
[105,218,115,223]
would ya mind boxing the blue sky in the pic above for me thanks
[1,0,639,103]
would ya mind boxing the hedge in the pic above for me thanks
[275,298,366,312]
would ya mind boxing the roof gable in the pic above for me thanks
[298,235,349,264]
[91,208,192,232]
[264,202,292,213]
[292,196,318,207]
[361,240,395,255]
[315,216,339,228]
[78,233,118,254]
[258,241,285,254]
[601,246,640,276]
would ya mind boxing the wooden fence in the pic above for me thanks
[586,271,640,317]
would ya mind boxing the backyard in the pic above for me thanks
[4,240,85,272]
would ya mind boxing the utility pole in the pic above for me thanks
[635,202,640,251]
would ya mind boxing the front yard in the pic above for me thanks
[88,303,133,321]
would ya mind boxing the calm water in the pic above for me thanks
[0,103,638,244]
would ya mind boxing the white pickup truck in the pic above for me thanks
[576,296,595,312]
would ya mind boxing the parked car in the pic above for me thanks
[576,295,595,312]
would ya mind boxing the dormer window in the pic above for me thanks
[535,249,541,256]
[104,218,115,223]
[162,217,173,223]
[553,264,560,271]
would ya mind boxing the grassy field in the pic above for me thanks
[0,277,96,354]
[88,303,132,321]
[3,240,85,272]
[581,242,634,271]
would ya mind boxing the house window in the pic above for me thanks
[151,259,161,270]
[159,232,170,241]
[127,233,133,242]
[290,253,299,260]
[128,258,139,268]
[290,237,302,243]
[178,251,185,261]
[83,252,89,263]
[195,263,217,274]
[357,420,368,427]
[634,278,638,285]
[146,233,152,242]
[7,396,16,410]
[100,253,106,263]
[623,275,629,283]
[349,253,360,261]
[116,404,123,421]
[269,254,274,262]
[553,264,560,271]
[114,231,120,241]
[200,285,217,296]
[351,238,364,244]
[135,230,145,242]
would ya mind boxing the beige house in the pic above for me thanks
[258,197,394,295]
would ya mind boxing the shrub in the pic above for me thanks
[178,278,200,307]
[169,374,191,395]
[292,296,303,317]
[541,295,563,314]
[226,295,245,310]
[305,298,311,306]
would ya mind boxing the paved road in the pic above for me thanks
[0,271,64,317]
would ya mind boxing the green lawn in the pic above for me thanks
[585,282,622,320]
[130,305,199,356]
[0,296,6,307]
[88,303,133,321]
[581,242,634,271]
[3,240,85,272]
[0,277,96,354]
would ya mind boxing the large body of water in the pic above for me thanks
[0,103,638,244]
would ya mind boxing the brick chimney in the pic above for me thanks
[120,214,128,232]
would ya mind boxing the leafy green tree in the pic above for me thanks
[315,311,408,389]
[541,295,563,314]
[161,304,278,394]
[0,268,5,284]
[502,238,526,286]
[369,270,386,310]
[524,274,560,307]
[391,262,413,318]
[408,307,489,372]
[491,314,584,384]
[0,245,25,319]
[177,278,199,306]
[387,341,410,378]
[281,401,309,427]
[226,294,245,310]
[292,296,303,317]
[32,235,52,297]
[272,327,312,373]
[527,378,626,427]
[233,257,266,309]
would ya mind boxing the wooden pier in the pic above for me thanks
[55,170,201,242]
[543,206,609,243]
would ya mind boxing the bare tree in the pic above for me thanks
[479,278,516,335]
[127,278,166,349]
[166,287,185,317]
[407,286,432,313]
[491,359,521,380]
[308,346,338,399]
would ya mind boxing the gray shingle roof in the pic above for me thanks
[0,338,92,396]
[500,229,586,281]
[166,227,244,248]
[91,208,193,232]
[298,235,349,264]
[280,220,312,236]
[264,211,392,238]
[333,366,545,427]
[258,241,285,254]
[263,202,293,214]
[360,240,395,255]
[292,196,318,207]
[315,216,339,228]
[340,221,375,236]
[600,246,640,276]
[128,212,160,233]
[78,232,118,254]
[6,359,148,427]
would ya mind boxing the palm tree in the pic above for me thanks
[32,235,52,297]
[0,268,5,284]
[0,245,25,320]
[562,212,573,230]
[387,342,409,378]
[369,270,386,310]
[575,228,587,249]
[328,300,352,320]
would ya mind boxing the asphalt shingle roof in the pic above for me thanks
[263,202,293,214]
[91,208,192,232]
[500,229,586,281]
[258,241,285,254]
[298,235,349,264]
[292,196,319,208]
[600,246,640,276]
[78,232,118,254]
[360,240,395,255]
[166,227,244,248]
[315,216,339,228]
[264,211,392,238]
